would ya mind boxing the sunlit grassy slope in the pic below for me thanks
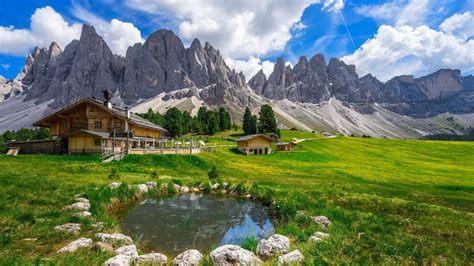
[0,131,473,264]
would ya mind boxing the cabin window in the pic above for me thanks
[94,138,101,146]
[74,122,85,129]
[249,149,253,152]
[95,121,102,129]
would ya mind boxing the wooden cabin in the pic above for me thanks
[32,90,168,154]
[236,134,272,155]
[276,142,296,151]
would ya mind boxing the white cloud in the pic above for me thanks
[0,6,143,57]
[71,3,144,56]
[125,0,344,58]
[355,0,431,27]
[225,56,274,79]
[440,11,474,40]
[1,64,10,71]
[342,24,474,81]
[0,6,81,56]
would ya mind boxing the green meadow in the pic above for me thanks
[0,131,473,264]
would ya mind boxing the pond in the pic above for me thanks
[119,193,274,256]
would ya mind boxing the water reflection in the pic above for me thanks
[120,193,274,256]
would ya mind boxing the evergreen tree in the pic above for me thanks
[207,112,219,135]
[257,104,278,136]
[250,115,257,134]
[16,128,34,141]
[191,117,202,133]
[182,111,193,134]
[163,107,183,137]
[33,128,51,140]
[2,130,15,141]
[197,106,208,132]
[243,107,253,135]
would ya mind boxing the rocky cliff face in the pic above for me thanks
[16,24,246,109]
[249,55,474,118]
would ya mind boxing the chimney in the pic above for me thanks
[125,106,131,118]
[102,89,113,109]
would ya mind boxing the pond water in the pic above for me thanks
[120,193,274,256]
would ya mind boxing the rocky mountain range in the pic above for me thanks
[1,24,473,138]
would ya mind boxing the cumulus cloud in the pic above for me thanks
[341,23,474,81]
[0,6,81,55]
[125,0,344,59]
[225,56,275,79]
[355,0,431,27]
[440,11,474,39]
[0,6,143,57]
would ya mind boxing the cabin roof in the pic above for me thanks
[33,98,168,133]
[235,134,273,142]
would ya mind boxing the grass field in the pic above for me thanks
[0,131,473,264]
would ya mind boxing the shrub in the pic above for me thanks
[208,166,219,180]
[108,168,119,179]
[167,182,177,194]
[171,179,183,186]
[202,182,211,193]
[233,182,247,195]
[150,170,158,179]
[240,236,258,252]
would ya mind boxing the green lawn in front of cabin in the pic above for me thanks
[0,130,473,264]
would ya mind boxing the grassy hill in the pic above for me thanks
[0,131,473,264]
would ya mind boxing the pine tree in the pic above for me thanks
[250,115,258,134]
[207,112,219,135]
[258,104,278,135]
[182,111,192,134]
[197,107,208,132]
[164,107,183,137]
[243,107,252,135]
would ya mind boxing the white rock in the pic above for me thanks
[313,216,332,228]
[75,211,92,218]
[191,187,200,193]
[54,223,81,233]
[309,232,330,242]
[116,245,138,258]
[210,245,262,265]
[104,254,132,266]
[277,250,304,265]
[96,233,133,245]
[108,182,122,189]
[57,237,93,253]
[180,186,190,193]
[210,183,219,190]
[146,181,157,189]
[173,184,181,191]
[245,194,251,198]
[137,184,148,193]
[136,253,167,264]
[173,249,203,265]
[257,234,290,260]
[67,202,90,211]
[75,197,90,203]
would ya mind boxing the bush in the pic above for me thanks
[240,236,259,252]
[167,182,177,194]
[108,168,119,179]
[208,166,219,180]
[171,179,183,186]
[233,182,247,195]
[202,182,211,193]
[150,170,158,179]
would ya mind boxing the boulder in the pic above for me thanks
[146,181,157,189]
[95,241,115,253]
[136,253,167,264]
[210,183,219,190]
[75,197,90,203]
[116,245,138,258]
[180,186,190,193]
[137,184,148,193]
[54,223,81,233]
[173,183,181,191]
[96,233,133,245]
[277,250,304,265]
[210,245,262,265]
[191,187,200,193]
[67,202,90,211]
[108,182,122,189]
[256,234,290,260]
[57,237,93,253]
[309,232,330,242]
[173,249,203,265]
[75,211,92,218]
[104,254,132,266]
[313,216,332,228]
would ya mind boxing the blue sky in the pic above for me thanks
[0,0,472,81]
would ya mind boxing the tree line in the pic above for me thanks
[138,107,233,137]
[1,128,51,150]
[242,104,280,137]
